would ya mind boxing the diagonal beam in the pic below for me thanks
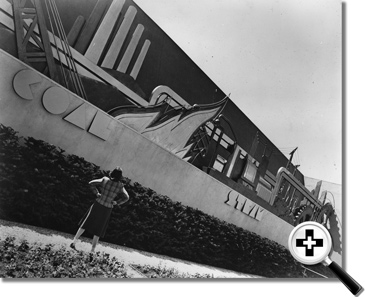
[22,15,37,47]
[0,0,147,106]
[84,0,125,65]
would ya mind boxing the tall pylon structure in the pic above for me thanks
[12,0,59,83]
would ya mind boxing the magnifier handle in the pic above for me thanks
[327,260,362,295]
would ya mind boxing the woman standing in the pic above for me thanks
[70,166,129,253]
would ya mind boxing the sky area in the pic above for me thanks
[134,0,342,185]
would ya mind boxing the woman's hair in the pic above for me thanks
[110,166,123,181]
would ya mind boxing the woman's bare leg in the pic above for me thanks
[70,228,85,249]
[91,235,99,252]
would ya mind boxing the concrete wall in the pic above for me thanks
[42,0,305,182]
[0,50,293,248]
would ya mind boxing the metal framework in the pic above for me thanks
[12,0,58,82]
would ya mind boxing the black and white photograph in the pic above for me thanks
[0,0,362,294]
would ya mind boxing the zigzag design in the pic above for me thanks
[108,97,228,158]
[316,203,342,254]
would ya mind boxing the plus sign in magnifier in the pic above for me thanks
[288,222,362,295]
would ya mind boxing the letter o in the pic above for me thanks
[42,87,70,114]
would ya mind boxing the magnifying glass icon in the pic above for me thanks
[288,221,362,295]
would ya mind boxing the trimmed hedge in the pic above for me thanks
[0,124,330,278]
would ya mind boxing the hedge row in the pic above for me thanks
[0,124,326,278]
